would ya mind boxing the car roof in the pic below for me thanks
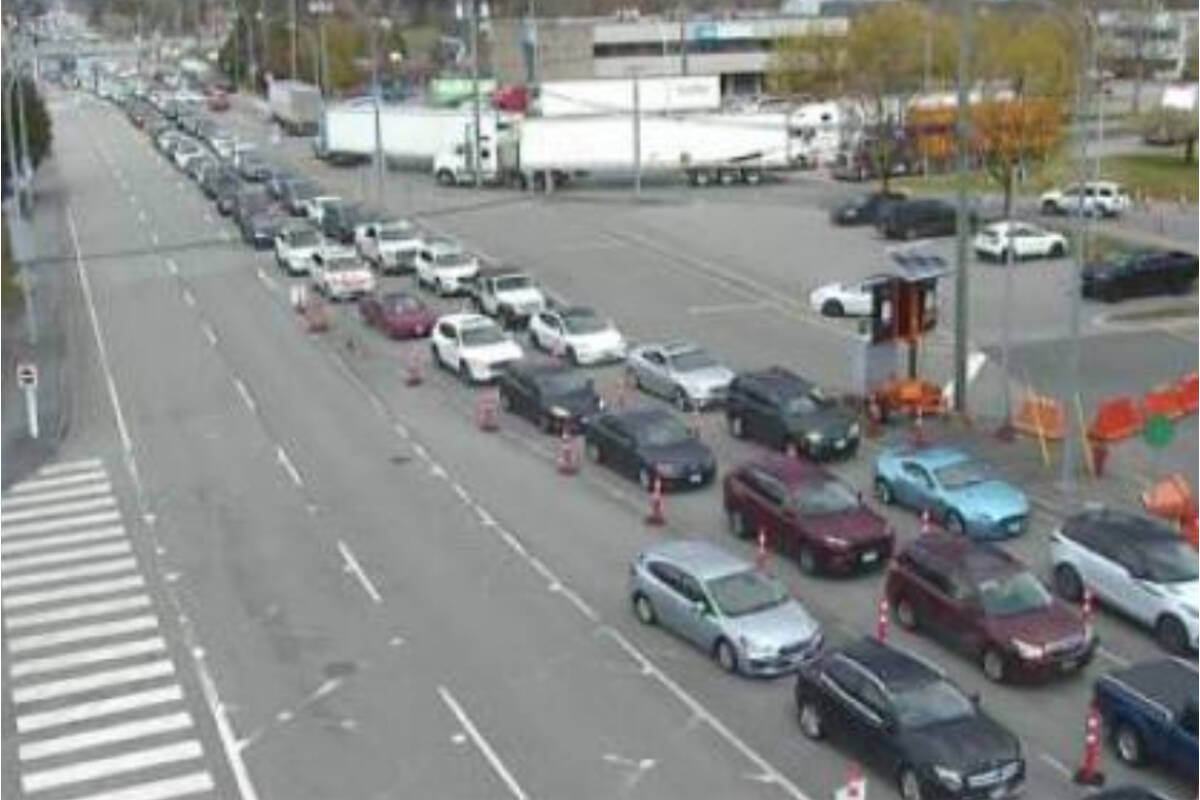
[839,637,942,688]
[508,358,573,378]
[903,532,1021,577]
[604,407,674,429]
[441,312,493,328]
[737,366,812,394]
[1101,658,1199,714]
[738,455,829,486]
[1066,508,1181,544]
[888,446,971,469]
[640,539,749,581]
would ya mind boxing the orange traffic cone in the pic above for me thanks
[556,431,579,476]
[404,351,424,387]
[920,509,935,535]
[1072,703,1106,786]
[755,527,768,570]
[876,596,889,643]
[475,390,499,432]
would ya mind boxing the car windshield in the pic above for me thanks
[288,230,320,247]
[978,571,1052,617]
[384,294,422,312]
[324,257,360,272]
[460,324,505,347]
[538,371,591,396]
[706,569,789,617]
[794,480,860,515]
[668,349,717,372]
[379,226,414,241]
[934,460,991,489]
[783,389,829,416]
[1143,539,1200,583]
[893,680,975,728]
[563,312,607,335]
[435,252,472,267]
[495,275,533,291]
[637,416,693,448]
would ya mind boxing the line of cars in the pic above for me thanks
[111,89,1196,800]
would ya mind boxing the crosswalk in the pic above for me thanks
[2,458,217,800]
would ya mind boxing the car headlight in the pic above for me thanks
[805,431,824,443]
[1011,638,1045,660]
[738,637,775,658]
[847,423,860,438]
[933,765,963,791]
[549,405,570,418]
[822,535,851,550]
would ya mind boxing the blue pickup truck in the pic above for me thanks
[1093,658,1198,781]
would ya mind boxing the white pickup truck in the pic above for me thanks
[357,220,423,275]
[472,267,547,329]
[312,246,376,301]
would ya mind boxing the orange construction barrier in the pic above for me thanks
[1142,474,1194,521]
[1178,372,1198,415]
[1012,394,1066,440]
[1143,384,1185,420]
[1087,395,1144,442]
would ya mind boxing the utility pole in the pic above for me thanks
[469,0,483,188]
[231,0,242,90]
[372,17,390,211]
[633,71,642,198]
[290,0,298,78]
[257,6,268,86]
[951,0,971,414]
[308,1,331,98]
[678,4,688,76]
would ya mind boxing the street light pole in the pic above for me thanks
[469,0,484,188]
[290,0,298,79]
[951,0,972,414]
[371,18,391,212]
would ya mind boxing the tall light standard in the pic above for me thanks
[370,16,393,211]
[308,0,333,99]
[289,0,299,79]
[457,0,490,188]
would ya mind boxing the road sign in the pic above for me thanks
[16,362,38,388]
[1143,414,1174,449]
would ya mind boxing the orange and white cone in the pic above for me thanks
[404,350,424,387]
[556,430,579,476]
[476,390,500,432]
[834,762,867,800]
[755,527,768,570]
[920,509,935,535]
[876,596,889,643]
[1072,703,1106,786]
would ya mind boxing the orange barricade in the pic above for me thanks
[1143,384,1185,420]
[1087,395,1144,442]
[1178,372,1199,415]
[1142,474,1194,520]
[1012,395,1066,440]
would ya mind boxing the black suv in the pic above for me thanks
[794,637,1025,800]
[726,367,859,459]
[323,202,374,245]
[831,190,908,226]
[1081,249,1197,303]
[497,360,602,435]
[879,198,974,240]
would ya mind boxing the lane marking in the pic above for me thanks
[2,482,113,508]
[21,740,204,793]
[182,289,196,308]
[13,684,182,739]
[438,686,529,800]
[18,711,194,762]
[336,540,383,605]
[150,231,160,246]
[45,771,215,800]
[1038,753,1071,779]
[9,614,158,654]
[276,446,303,488]
[233,378,257,413]
[11,470,108,493]
[2,575,144,611]
[202,322,217,346]
[13,660,176,705]
[4,593,150,631]
[2,496,117,523]
[686,300,769,316]
[1097,646,1131,668]
[166,259,179,276]
[10,636,166,678]
[941,351,988,402]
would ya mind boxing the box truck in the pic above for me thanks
[269,80,322,135]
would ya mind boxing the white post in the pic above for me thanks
[24,384,39,439]
[633,72,642,198]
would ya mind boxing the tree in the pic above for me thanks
[1,74,54,187]
[766,30,843,99]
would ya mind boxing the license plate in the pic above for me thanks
[989,786,1008,800]
[1061,659,1078,672]
[860,550,879,564]
[689,473,703,484]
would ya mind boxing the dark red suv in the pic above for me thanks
[722,456,893,575]
[885,533,1096,683]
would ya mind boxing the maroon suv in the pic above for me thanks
[722,456,893,575]
[886,533,1095,683]
[359,290,437,339]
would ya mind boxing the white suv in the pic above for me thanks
[1039,181,1129,218]
[311,247,375,301]
[358,220,422,275]
[415,239,480,296]
[1050,508,1198,654]
[429,313,524,383]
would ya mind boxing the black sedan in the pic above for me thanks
[831,190,907,226]
[239,211,284,249]
[584,408,716,491]
[1081,249,1197,303]
[497,360,603,435]
[795,638,1024,800]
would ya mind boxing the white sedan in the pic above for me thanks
[528,307,627,366]
[973,221,1069,262]
[808,274,889,317]
[430,313,524,383]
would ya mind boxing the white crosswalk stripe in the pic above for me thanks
[3,459,217,799]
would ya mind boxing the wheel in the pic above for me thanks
[633,593,656,625]
[797,546,818,575]
[1053,564,1084,602]
[982,647,1007,683]
[566,346,580,366]
[728,414,746,439]
[728,509,749,539]
[904,226,917,241]
[638,466,654,491]
[627,368,643,390]
[585,441,601,463]
[431,343,445,369]
[458,361,471,383]
[1156,615,1190,655]
[821,300,845,317]
[1040,200,1057,215]
[945,510,967,535]
[797,700,824,739]
[874,477,894,505]
[499,390,513,411]
[898,767,924,800]
[714,638,738,674]
[435,169,455,187]
[674,388,690,412]
[538,412,553,433]
[1114,722,1145,766]
[895,596,918,630]
[1049,242,1066,258]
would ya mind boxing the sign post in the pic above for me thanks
[17,362,39,439]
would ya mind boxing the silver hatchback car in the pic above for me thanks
[629,539,823,676]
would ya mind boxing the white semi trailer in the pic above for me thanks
[533,76,722,117]
[315,102,501,172]
[268,80,322,135]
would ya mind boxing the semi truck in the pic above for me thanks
[268,80,322,135]
[314,102,502,168]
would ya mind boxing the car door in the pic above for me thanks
[1105,542,1159,624]
[639,349,670,396]
[741,468,789,546]
[817,659,886,753]
[1167,704,1198,778]
[676,571,722,650]
[847,281,874,316]
[901,551,957,637]
[512,373,539,420]
[643,561,691,636]
[434,321,458,367]
[1073,532,1131,608]
[940,570,988,655]
[360,226,377,261]
[848,675,904,773]
[896,461,937,511]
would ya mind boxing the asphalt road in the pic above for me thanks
[3,88,1195,800]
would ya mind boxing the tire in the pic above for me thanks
[728,414,746,439]
[566,347,580,366]
[633,593,656,625]
[798,700,824,740]
[538,412,554,434]
[898,767,924,800]
[458,361,471,383]
[674,388,690,412]
[1050,242,1066,258]
[1053,564,1084,602]
[945,510,967,536]
[982,647,1007,683]
[431,343,444,369]
[714,638,739,674]
[728,509,749,539]
[874,477,894,505]
[895,596,918,630]
[821,300,845,317]
[1113,722,1145,765]
[904,226,917,241]
[499,390,513,411]
[435,169,455,187]
[1156,615,1190,655]
[797,546,818,575]
[1041,200,1058,215]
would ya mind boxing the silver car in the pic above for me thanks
[629,539,823,676]
[625,341,735,410]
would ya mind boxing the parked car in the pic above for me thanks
[808,274,889,317]
[725,367,859,459]
[1081,249,1198,303]
[629,539,822,676]
[209,135,237,162]
[1093,658,1197,781]
[471,268,547,329]
[357,220,423,275]
[173,141,207,172]
[886,532,1094,683]
[1040,181,1129,217]
[236,151,271,182]
[723,456,893,575]
[879,198,973,240]
[213,176,242,216]
[274,223,322,275]
[528,307,627,366]
[414,238,480,296]
[185,154,218,183]
[1081,789,1172,800]
[281,178,319,216]
[358,290,437,339]
[207,89,230,112]
[266,168,298,200]
[831,190,908,226]
[301,194,341,225]
[584,408,716,491]
[497,359,602,434]
[232,185,272,228]
[311,247,375,301]
[239,210,283,249]
[794,637,1025,800]
[429,313,524,383]
[322,201,376,245]
[625,341,735,410]
[973,221,1069,262]
[873,446,1030,540]
[1050,508,1198,654]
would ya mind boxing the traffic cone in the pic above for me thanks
[404,350,424,387]
[909,407,927,447]
[476,390,500,432]
[755,527,768,570]
[1073,703,1106,786]
[785,440,799,459]
[834,762,867,800]
[920,509,935,535]
[645,474,666,526]
[1081,589,1094,625]
[876,596,889,643]
[556,430,579,476]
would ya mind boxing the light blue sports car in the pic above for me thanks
[872,446,1030,540]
